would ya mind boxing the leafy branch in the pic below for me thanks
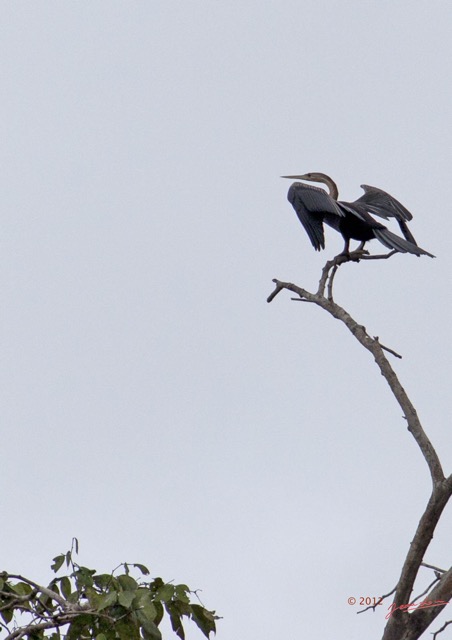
[0,540,218,640]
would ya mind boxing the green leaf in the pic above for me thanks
[51,555,65,573]
[67,591,80,604]
[116,619,140,640]
[150,577,164,592]
[153,601,164,626]
[190,604,217,638]
[155,584,174,602]
[96,635,107,640]
[166,602,185,640]
[1,608,13,624]
[10,581,33,596]
[172,599,191,616]
[97,591,118,611]
[66,614,91,640]
[133,591,158,620]
[175,584,190,604]
[118,590,136,609]
[140,618,162,640]
[73,566,95,588]
[118,574,138,591]
[136,603,157,624]
[133,587,151,605]
[93,573,115,590]
[84,586,101,608]
[132,563,150,575]
[60,576,72,599]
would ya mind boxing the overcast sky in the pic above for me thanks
[1,2,451,639]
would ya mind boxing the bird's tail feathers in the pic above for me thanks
[374,228,435,258]
[397,219,418,246]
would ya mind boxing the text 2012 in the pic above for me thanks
[348,597,383,606]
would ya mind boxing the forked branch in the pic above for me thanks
[268,255,452,640]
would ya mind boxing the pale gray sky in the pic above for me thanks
[1,2,451,639]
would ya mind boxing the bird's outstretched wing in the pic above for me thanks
[356,185,413,221]
[355,185,418,245]
[334,201,434,256]
[287,182,344,251]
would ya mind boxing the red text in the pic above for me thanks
[386,599,448,619]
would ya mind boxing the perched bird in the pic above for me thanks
[282,172,434,257]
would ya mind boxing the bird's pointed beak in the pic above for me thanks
[281,175,306,179]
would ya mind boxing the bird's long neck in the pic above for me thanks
[319,174,339,200]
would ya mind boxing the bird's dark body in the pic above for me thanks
[284,174,434,258]
[336,208,381,243]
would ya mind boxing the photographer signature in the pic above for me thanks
[386,599,448,619]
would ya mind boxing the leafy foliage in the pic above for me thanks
[0,540,218,640]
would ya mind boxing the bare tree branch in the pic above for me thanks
[373,336,402,359]
[432,619,452,639]
[315,249,396,300]
[5,617,70,640]
[361,250,398,261]
[421,563,446,574]
[267,275,444,485]
[3,608,114,640]
[411,576,442,605]
[268,255,452,640]
[357,585,397,614]
[4,574,68,609]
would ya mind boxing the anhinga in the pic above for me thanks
[282,172,434,257]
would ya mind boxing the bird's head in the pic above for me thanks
[281,172,338,199]
[281,172,329,184]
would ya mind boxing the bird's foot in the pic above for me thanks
[349,248,369,261]
[335,248,369,264]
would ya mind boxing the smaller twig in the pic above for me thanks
[327,263,339,300]
[0,599,34,614]
[373,336,402,359]
[318,248,392,298]
[432,619,452,639]
[422,563,446,574]
[314,249,394,298]
[4,606,115,640]
[360,250,397,260]
[317,252,363,297]
[0,621,10,635]
[267,280,286,303]
[357,586,397,614]
[0,589,37,608]
[317,261,332,297]
[411,576,442,604]
[4,618,69,640]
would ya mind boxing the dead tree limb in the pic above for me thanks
[268,255,452,640]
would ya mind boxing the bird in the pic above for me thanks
[282,172,434,257]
